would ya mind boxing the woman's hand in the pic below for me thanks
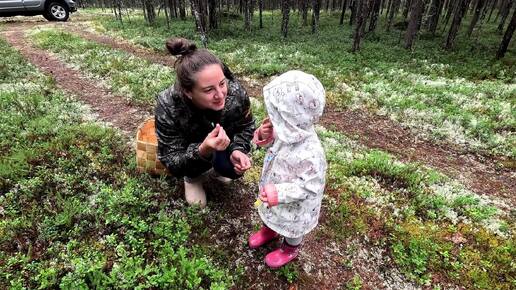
[259,184,278,207]
[257,117,273,140]
[230,150,251,175]
[199,124,230,158]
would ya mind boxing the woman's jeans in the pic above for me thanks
[185,149,242,182]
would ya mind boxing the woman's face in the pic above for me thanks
[186,64,228,111]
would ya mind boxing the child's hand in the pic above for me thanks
[260,184,278,207]
[258,117,273,140]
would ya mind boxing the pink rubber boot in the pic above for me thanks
[264,242,299,269]
[248,226,279,249]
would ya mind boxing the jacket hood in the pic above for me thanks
[263,70,325,144]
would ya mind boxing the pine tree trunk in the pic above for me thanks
[259,0,264,28]
[281,0,290,37]
[470,0,492,38]
[143,0,148,22]
[445,0,470,49]
[428,0,444,33]
[244,0,251,31]
[208,0,217,29]
[497,6,516,57]
[302,0,309,26]
[469,0,478,14]
[190,0,208,47]
[487,0,499,22]
[381,0,388,14]
[169,0,176,18]
[442,0,458,30]
[498,0,513,32]
[114,0,123,24]
[144,0,156,24]
[361,0,371,35]
[250,0,255,20]
[386,0,400,31]
[468,0,486,36]
[352,0,368,51]
[350,0,357,25]
[164,0,170,28]
[426,0,440,30]
[404,0,425,48]
[403,0,413,20]
[495,0,507,22]
[340,0,348,24]
[312,0,321,33]
[386,0,393,17]
[179,0,186,19]
[369,0,382,31]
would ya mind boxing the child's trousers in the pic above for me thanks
[285,236,303,246]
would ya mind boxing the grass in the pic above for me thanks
[317,127,515,288]
[29,27,174,106]
[0,36,232,289]
[89,9,515,158]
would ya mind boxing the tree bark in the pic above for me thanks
[164,0,170,28]
[178,0,186,19]
[426,0,442,32]
[487,0,499,22]
[144,0,156,24]
[386,0,400,31]
[350,0,357,25]
[259,0,264,28]
[444,0,470,49]
[244,0,251,31]
[403,0,413,20]
[170,0,176,19]
[442,0,458,31]
[404,0,425,48]
[497,6,516,58]
[302,0,309,25]
[352,0,369,51]
[312,0,321,33]
[340,0,349,24]
[208,0,217,29]
[468,0,486,36]
[190,0,208,47]
[498,0,514,32]
[368,0,382,31]
[281,0,290,37]
[386,0,393,17]
[495,0,508,22]
[250,0,255,20]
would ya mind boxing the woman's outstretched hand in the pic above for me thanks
[199,124,230,158]
[230,150,251,175]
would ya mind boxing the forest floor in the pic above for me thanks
[1,11,514,290]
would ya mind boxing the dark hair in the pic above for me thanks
[165,38,223,93]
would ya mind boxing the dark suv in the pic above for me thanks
[0,0,77,22]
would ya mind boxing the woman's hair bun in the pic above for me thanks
[165,38,197,57]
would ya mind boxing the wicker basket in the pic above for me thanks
[136,117,169,176]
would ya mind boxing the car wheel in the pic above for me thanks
[45,2,69,22]
[43,12,53,21]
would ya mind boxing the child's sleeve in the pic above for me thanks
[274,159,325,204]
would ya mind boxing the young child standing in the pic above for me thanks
[249,70,327,269]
